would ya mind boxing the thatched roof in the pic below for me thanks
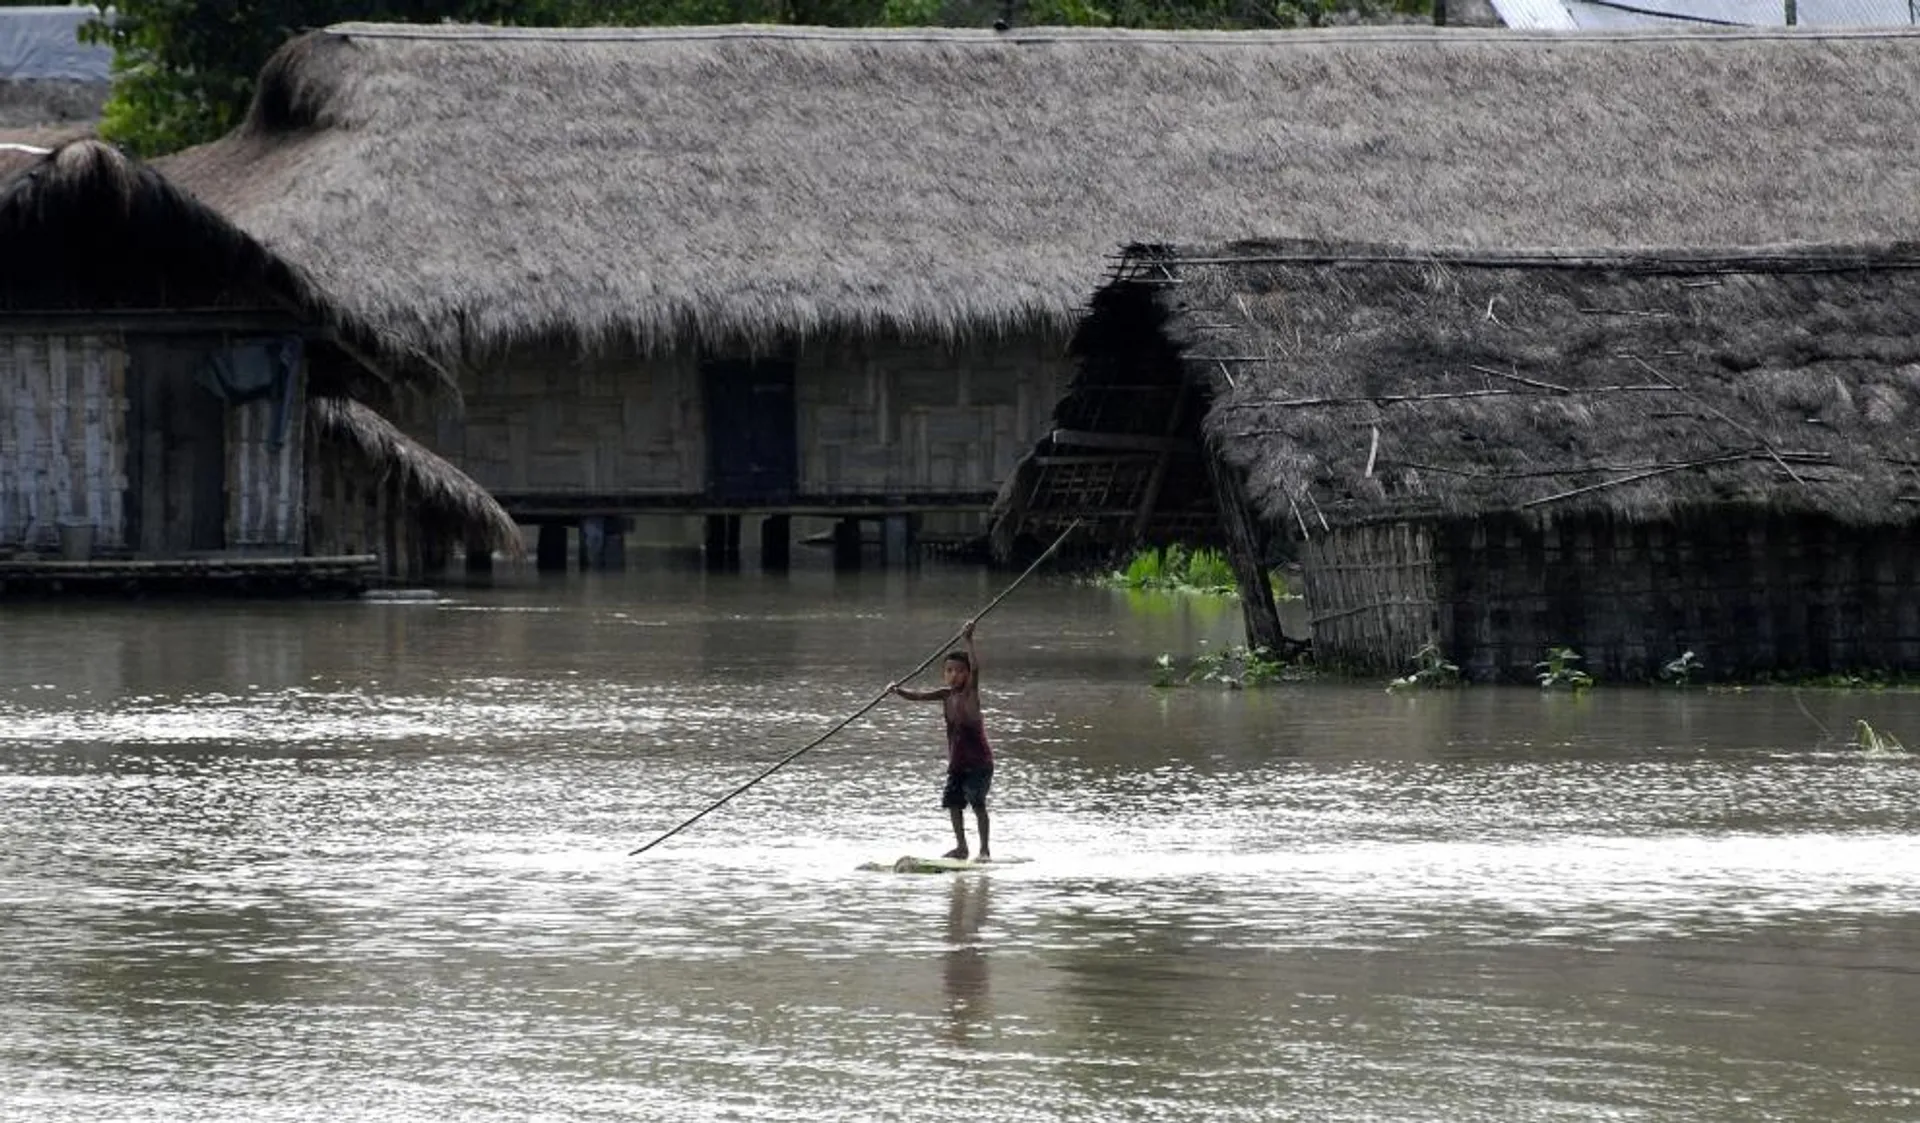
[163,23,1920,361]
[0,138,457,398]
[311,396,525,556]
[0,126,84,178]
[1040,241,1920,543]
[0,137,324,312]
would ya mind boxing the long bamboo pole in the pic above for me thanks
[628,519,1082,856]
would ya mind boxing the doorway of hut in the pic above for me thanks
[702,355,797,503]
[125,339,226,555]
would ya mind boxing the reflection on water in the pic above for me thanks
[3,558,1920,1120]
[943,877,991,1047]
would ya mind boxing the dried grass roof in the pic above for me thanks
[311,396,525,555]
[163,23,1920,361]
[0,138,455,396]
[0,126,83,178]
[0,137,326,313]
[1112,241,1920,533]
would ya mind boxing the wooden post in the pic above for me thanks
[760,514,791,571]
[832,517,862,570]
[578,516,607,569]
[536,523,568,572]
[724,515,742,565]
[704,514,732,570]
[602,519,627,571]
[464,531,494,574]
[420,533,449,576]
[883,513,915,567]
[1204,446,1285,653]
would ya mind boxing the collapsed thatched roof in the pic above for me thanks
[163,23,1920,361]
[311,396,525,556]
[1074,241,1920,537]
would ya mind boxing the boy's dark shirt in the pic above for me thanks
[943,690,993,772]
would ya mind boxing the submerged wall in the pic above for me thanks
[1302,511,1920,681]
[1437,512,1920,681]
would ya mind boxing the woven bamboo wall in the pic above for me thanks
[226,363,306,552]
[1434,512,1920,682]
[0,333,127,551]
[797,332,1071,493]
[439,332,1069,498]
[454,343,703,493]
[1301,522,1440,672]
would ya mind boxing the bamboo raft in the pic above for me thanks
[0,553,380,597]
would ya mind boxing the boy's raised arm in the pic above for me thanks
[962,619,980,693]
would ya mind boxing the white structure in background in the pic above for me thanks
[0,6,113,129]
[1493,0,1917,28]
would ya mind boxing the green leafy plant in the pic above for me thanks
[1119,547,1168,589]
[1536,646,1594,691]
[1154,641,1307,688]
[1181,547,1236,594]
[1850,719,1907,754]
[1238,645,1292,687]
[1387,641,1461,692]
[1660,649,1704,686]
[1109,544,1236,595]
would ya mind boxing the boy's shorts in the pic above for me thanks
[941,766,993,810]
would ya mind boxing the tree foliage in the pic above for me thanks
[83,0,1426,156]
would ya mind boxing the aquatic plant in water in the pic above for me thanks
[1387,641,1462,692]
[1152,642,1306,688]
[1660,649,1703,686]
[1536,646,1594,691]
[1107,544,1268,597]
[1850,719,1907,754]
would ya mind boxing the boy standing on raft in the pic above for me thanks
[888,620,993,861]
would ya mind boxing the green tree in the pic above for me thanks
[86,0,1426,156]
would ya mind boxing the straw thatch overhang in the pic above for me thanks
[310,396,526,558]
[160,23,1920,364]
[0,138,325,317]
[0,139,451,398]
[1007,240,1920,553]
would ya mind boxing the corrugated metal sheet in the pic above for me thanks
[1493,0,1917,28]
[1490,0,1583,27]
[0,7,111,82]
[1799,0,1919,24]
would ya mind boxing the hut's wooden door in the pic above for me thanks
[126,340,226,554]
[703,357,797,503]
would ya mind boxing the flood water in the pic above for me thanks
[4,555,1919,1122]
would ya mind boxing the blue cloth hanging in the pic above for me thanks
[196,336,302,449]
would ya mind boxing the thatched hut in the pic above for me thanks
[156,23,1920,562]
[0,139,519,589]
[1004,241,1920,681]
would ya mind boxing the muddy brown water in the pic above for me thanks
[3,557,1919,1121]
